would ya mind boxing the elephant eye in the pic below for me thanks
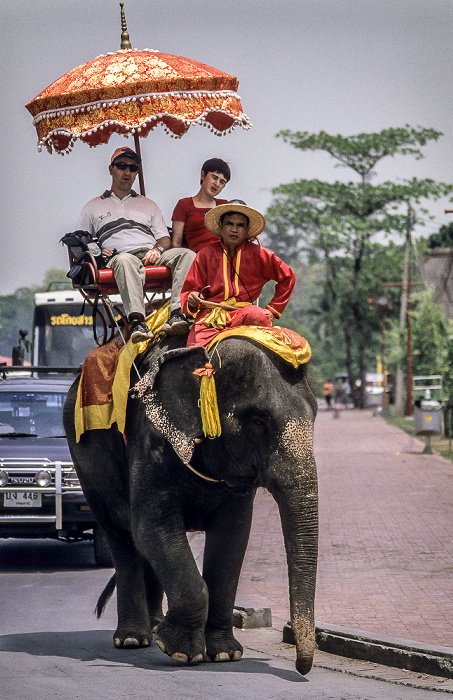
[238,409,272,432]
[250,415,266,429]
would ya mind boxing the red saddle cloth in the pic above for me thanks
[74,303,171,441]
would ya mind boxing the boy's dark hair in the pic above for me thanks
[200,158,231,184]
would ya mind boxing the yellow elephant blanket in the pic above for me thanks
[207,326,311,368]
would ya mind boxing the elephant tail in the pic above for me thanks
[95,573,117,619]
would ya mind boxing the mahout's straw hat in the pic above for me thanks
[204,200,266,238]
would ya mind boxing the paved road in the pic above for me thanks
[0,539,451,699]
[1,406,453,697]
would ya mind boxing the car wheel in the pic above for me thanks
[93,525,114,568]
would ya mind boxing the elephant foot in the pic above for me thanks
[155,618,205,664]
[113,623,152,649]
[205,629,243,663]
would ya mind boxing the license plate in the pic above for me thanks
[3,492,42,507]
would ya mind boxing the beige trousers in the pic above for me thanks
[106,247,196,318]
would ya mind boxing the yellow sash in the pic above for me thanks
[199,298,249,329]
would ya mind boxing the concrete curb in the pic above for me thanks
[283,621,453,679]
[233,600,272,629]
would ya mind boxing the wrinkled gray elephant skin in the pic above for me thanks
[63,336,318,675]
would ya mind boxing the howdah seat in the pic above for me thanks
[67,248,172,345]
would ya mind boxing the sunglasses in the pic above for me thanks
[113,161,140,172]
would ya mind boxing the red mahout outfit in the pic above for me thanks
[180,239,296,348]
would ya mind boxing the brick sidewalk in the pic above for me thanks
[235,407,453,648]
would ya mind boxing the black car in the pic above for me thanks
[0,368,112,566]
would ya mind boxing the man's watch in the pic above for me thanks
[154,245,164,254]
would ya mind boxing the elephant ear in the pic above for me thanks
[130,346,210,464]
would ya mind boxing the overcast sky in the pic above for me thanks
[1,0,452,295]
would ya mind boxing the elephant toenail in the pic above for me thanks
[124,637,140,647]
[190,654,204,664]
[156,638,166,653]
[171,652,189,663]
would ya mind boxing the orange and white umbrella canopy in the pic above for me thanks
[26,48,252,154]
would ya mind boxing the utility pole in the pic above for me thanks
[406,244,413,417]
[383,205,421,417]
[393,219,410,415]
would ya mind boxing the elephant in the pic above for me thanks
[63,333,318,675]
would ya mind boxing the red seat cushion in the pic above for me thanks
[96,265,172,293]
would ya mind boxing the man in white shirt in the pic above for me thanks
[77,147,195,343]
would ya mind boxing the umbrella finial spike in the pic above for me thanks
[119,3,132,49]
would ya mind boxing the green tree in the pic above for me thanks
[264,126,453,406]
[0,268,68,359]
[41,268,70,290]
[411,287,449,377]
[427,221,453,249]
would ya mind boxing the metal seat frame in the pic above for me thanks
[67,250,172,345]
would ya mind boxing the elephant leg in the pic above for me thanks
[202,491,255,662]
[100,527,155,649]
[66,425,154,647]
[143,559,164,632]
[132,503,208,664]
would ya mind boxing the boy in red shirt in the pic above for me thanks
[171,158,230,252]
[180,202,295,348]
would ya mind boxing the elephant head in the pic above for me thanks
[130,337,318,675]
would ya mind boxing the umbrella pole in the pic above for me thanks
[133,132,146,196]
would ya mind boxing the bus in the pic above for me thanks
[32,289,123,368]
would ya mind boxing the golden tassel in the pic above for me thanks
[193,363,222,438]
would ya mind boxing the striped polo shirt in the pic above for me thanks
[77,190,168,253]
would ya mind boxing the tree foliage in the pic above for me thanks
[0,268,68,359]
[264,126,453,405]
[276,126,444,178]
[427,222,453,249]
[410,287,449,377]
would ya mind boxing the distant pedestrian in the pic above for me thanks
[333,380,346,418]
[323,379,334,409]
[342,379,351,408]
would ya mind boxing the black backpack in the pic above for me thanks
[60,230,104,281]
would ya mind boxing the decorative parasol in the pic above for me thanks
[25,3,251,194]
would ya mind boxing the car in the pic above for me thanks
[0,367,112,566]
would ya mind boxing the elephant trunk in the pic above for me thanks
[269,457,318,676]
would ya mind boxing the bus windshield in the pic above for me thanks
[33,303,95,367]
